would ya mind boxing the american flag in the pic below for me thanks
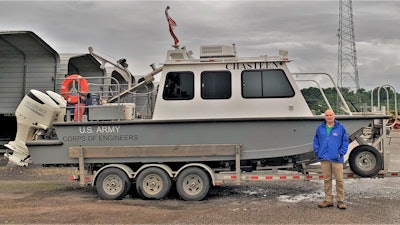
[167,15,177,28]
[165,6,179,45]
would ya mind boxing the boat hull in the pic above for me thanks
[27,115,386,165]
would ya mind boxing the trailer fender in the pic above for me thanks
[175,163,216,185]
[93,164,134,186]
[133,164,174,178]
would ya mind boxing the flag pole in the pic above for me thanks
[165,6,180,48]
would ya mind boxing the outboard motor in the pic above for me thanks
[46,90,67,122]
[5,90,60,166]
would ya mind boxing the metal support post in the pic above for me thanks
[235,145,241,185]
[78,146,85,186]
[382,118,390,172]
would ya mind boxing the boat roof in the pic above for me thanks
[164,44,290,65]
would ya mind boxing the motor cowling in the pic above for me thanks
[46,90,67,122]
[5,90,60,166]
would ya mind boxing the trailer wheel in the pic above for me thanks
[136,167,171,199]
[176,167,210,201]
[96,168,131,200]
[349,145,382,177]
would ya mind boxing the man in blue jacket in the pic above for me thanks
[313,109,348,210]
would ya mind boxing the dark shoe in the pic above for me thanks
[337,201,346,210]
[318,201,333,208]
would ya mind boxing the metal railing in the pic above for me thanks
[57,76,156,121]
[293,72,352,115]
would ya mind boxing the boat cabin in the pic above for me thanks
[64,44,316,122]
[152,44,313,120]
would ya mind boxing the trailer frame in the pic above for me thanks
[68,117,400,200]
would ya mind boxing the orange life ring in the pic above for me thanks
[61,74,89,104]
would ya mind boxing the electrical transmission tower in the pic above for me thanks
[337,0,359,90]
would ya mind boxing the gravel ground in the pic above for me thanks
[1,155,400,224]
[1,131,400,224]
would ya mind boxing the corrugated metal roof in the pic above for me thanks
[0,31,60,114]
[0,30,59,62]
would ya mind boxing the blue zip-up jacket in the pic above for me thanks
[313,120,349,163]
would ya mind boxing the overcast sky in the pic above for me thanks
[1,0,399,91]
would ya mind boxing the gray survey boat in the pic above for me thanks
[5,44,389,171]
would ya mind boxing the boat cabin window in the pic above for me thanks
[241,69,294,98]
[201,71,231,99]
[163,71,194,100]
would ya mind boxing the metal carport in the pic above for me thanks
[0,31,59,114]
[0,31,59,145]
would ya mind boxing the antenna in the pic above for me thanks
[337,0,359,91]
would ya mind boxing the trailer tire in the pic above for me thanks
[136,167,171,200]
[349,145,382,177]
[96,168,131,200]
[176,167,210,201]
